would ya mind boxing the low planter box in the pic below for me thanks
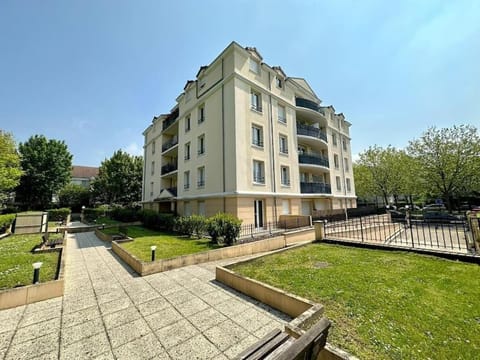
[0,232,66,310]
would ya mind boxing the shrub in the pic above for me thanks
[190,214,206,239]
[206,213,242,246]
[110,207,140,222]
[47,208,71,222]
[0,214,16,234]
[174,216,195,237]
[118,225,129,236]
[1,207,19,214]
[138,210,174,231]
[83,208,106,223]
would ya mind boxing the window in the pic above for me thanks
[198,135,205,155]
[332,133,337,146]
[150,182,154,197]
[198,105,205,123]
[334,154,339,169]
[198,201,205,216]
[279,135,288,154]
[151,161,155,175]
[336,176,341,191]
[197,166,205,188]
[253,160,265,184]
[342,138,347,151]
[276,77,283,89]
[282,199,290,215]
[184,142,191,161]
[249,58,260,74]
[184,171,190,190]
[184,202,192,216]
[185,115,191,132]
[278,105,286,123]
[344,158,349,172]
[152,140,155,154]
[251,90,262,112]
[300,172,307,183]
[251,125,263,147]
[346,178,351,192]
[281,166,290,186]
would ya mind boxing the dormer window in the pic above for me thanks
[276,77,283,89]
[249,58,260,74]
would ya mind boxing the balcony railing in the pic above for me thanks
[166,187,177,196]
[253,175,265,184]
[300,182,332,194]
[162,108,180,130]
[162,138,178,152]
[295,98,325,116]
[197,180,205,188]
[298,153,329,168]
[161,163,178,175]
[296,124,327,142]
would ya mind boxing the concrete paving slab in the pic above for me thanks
[0,230,290,359]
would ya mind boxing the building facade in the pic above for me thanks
[71,166,99,188]
[142,42,356,226]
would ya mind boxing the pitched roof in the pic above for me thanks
[72,166,99,179]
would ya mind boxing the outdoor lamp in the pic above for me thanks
[151,246,157,261]
[32,262,43,284]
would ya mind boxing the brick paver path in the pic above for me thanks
[0,232,289,359]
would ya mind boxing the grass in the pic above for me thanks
[113,226,221,261]
[93,216,121,225]
[230,243,480,359]
[0,233,60,290]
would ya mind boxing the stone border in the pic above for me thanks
[111,227,315,276]
[215,245,357,360]
[0,231,67,310]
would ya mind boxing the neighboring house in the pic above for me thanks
[71,166,99,188]
[142,42,356,226]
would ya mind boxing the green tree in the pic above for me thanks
[407,125,480,211]
[58,184,90,212]
[16,135,72,210]
[0,131,22,203]
[91,150,143,206]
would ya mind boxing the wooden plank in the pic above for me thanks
[247,332,290,360]
[236,329,287,360]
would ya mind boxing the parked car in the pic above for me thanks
[423,204,447,211]
[423,212,463,224]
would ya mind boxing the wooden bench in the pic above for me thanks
[237,318,331,360]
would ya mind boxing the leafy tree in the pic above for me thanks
[0,131,22,204]
[58,184,90,212]
[91,150,143,206]
[16,135,72,210]
[407,125,480,211]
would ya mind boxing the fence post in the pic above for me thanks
[359,216,364,243]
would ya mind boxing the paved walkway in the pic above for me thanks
[0,232,289,359]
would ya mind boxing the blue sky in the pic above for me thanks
[1,0,479,166]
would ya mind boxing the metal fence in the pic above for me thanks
[324,214,474,255]
[239,219,311,242]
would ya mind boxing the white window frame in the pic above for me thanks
[150,182,154,198]
[251,125,263,148]
[280,166,290,186]
[278,105,286,123]
[253,160,265,184]
[184,171,190,190]
[332,133,337,146]
[334,154,339,169]
[197,166,205,188]
[279,135,288,154]
[344,157,349,172]
[198,135,205,155]
[198,105,205,124]
[249,58,260,74]
[343,138,347,151]
[184,142,191,161]
[251,90,262,112]
[336,176,342,191]
[185,115,191,132]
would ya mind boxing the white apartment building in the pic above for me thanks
[142,42,356,226]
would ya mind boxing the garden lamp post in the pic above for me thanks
[151,246,157,261]
[32,262,43,284]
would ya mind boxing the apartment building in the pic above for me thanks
[142,42,356,226]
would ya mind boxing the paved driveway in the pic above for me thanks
[0,232,289,359]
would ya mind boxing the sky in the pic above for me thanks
[1,0,479,166]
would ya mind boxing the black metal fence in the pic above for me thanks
[239,219,311,241]
[324,214,473,254]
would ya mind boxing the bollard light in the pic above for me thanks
[151,246,157,261]
[32,262,43,284]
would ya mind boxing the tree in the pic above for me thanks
[91,150,143,206]
[407,125,480,211]
[0,131,22,203]
[16,135,72,210]
[58,184,90,212]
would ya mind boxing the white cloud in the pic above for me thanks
[123,142,143,157]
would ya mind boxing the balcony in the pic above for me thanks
[298,153,329,168]
[161,163,178,175]
[295,98,325,115]
[296,124,327,142]
[162,108,179,130]
[162,138,178,152]
[300,182,332,194]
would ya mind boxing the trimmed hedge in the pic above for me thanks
[110,207,140,223]
[47,208,71,221]
[0,214,16,234]
[139,210,175,231]
[83,208,109,223]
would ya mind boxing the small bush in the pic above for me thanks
[139,210,174,231]
[110,207,140,222]
[118,225,129,236]
[206,216,221,243]
[47,208,71,222]
[1,207,19,214]
[190,214,206,239]
[0,214,16,234]
[206,213,242,246]
[83,208,107,223]
[174,216,195,237]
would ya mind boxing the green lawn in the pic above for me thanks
[115,226,221,261]
[230,243,480,359]
[0,234,60,290]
